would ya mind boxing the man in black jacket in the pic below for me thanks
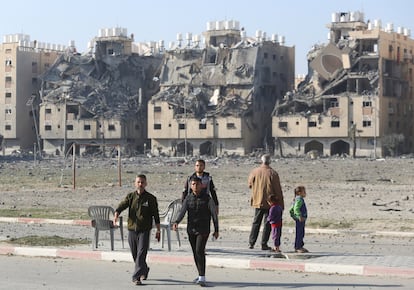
[174,176,219,287]
[182,159,219,214]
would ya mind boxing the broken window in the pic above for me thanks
[45,125,52,131]
[154,106,161,112]
[84,125,91,130]
[362,101,372,107]
[199,123,207,129]
[331,121,340,127]
[5,59,12,66]
[154,124,162,130]
[5,108,11,114]
[363,120,371,127]
[308,121,317,127]
[226,123,236,129]
[278,122,288,129]
[5,49,11,53]
[5,125,11,130]
[5,93,11,98]
[66,125,74,130]
[108,124,116,131]
[45,108,52,114]
[179,123,186,130]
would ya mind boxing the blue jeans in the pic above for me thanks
[294,220,305,249]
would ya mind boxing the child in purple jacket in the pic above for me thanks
[267,194,283,252]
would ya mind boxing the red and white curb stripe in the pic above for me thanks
[0,246,413,278]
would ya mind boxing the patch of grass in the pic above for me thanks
[7,235,89,246]
[0,208,88,220]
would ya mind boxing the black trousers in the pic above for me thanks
[249,208,271,247]
[128,230,150,281]
[188,233,209,276]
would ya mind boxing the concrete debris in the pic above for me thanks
[39,51,162,120]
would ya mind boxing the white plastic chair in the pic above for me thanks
[88,205,124,251]
[159,199,182,251]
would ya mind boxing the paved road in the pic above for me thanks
[1,255,413,290]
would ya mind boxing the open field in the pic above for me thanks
[0,155,413,232]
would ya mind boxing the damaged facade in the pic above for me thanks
[38,28,162,156]
[272,11,414,158]
[148,21,294,156]
[0,34,63,154]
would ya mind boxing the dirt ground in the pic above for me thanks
[0,155,413,232]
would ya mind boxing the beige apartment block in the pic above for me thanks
[0,34,63,154]
[273,11,414,158]
[39,28,162,157]
[148,20,295,157]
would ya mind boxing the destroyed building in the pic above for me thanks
[148,20,295,157]
[0,34,63,154]
[272,11,414,158]
[38,28,162,156]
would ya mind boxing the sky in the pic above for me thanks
[1,0,412,75]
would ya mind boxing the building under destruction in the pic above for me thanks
[38,28,162,156]
[148,20,295,156]
[272,11,414,158]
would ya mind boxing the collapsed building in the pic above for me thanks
[148,20,295,156]
[38,28,162,156]
[272,11,414,158]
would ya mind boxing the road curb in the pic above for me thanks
[0,245,413,278]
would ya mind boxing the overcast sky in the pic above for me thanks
[1,0,412,75]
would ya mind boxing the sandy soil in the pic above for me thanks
[0,155,413,232]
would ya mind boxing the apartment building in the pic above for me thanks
[39,28,162,156]
[0,34,63,154]
[148,20,295,156]
[272,11,414,158]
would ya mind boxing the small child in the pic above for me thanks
[289,186,308,253]
[266,194,283,252]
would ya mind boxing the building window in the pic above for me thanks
[135,124,140,130]
[108,124,115,131]
[362,101,372,107]
[154,124,162,130]
[330,100,339,107]
[66,125,74,130]
[45,108,52,114]
[45,125,52,131]
[5,59,12,66]
[308,121,317,127]
[84,124,91,130]
[331,121,340,127]
[264,52,268,59]
[179,123,186,130]
[5,76,12,82]
[108,49,114,55]
[5,108,12,114]
[154,106,161,112]
[5,125,11,130]
[278,122,288,129]
[362,120,371,127]
[226,123,236,129]
[32,62,38,73]
[5,93,11,98]
[5,49,12,53]
[199,123,207,129]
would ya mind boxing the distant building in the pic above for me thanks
[148,20,295,156]
[38,28,162,156]
[0,34,63,154]
[272,11,414,158]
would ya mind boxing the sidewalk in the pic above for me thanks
[0,217,413,278]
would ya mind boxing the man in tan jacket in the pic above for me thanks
[248,154,284,250]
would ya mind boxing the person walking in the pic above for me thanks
[182,159,219,214]
[248,154,284,250]
[173,176,219,287]
[113,174,161,285]
[267,194,283,252]
[289,185,308,253]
